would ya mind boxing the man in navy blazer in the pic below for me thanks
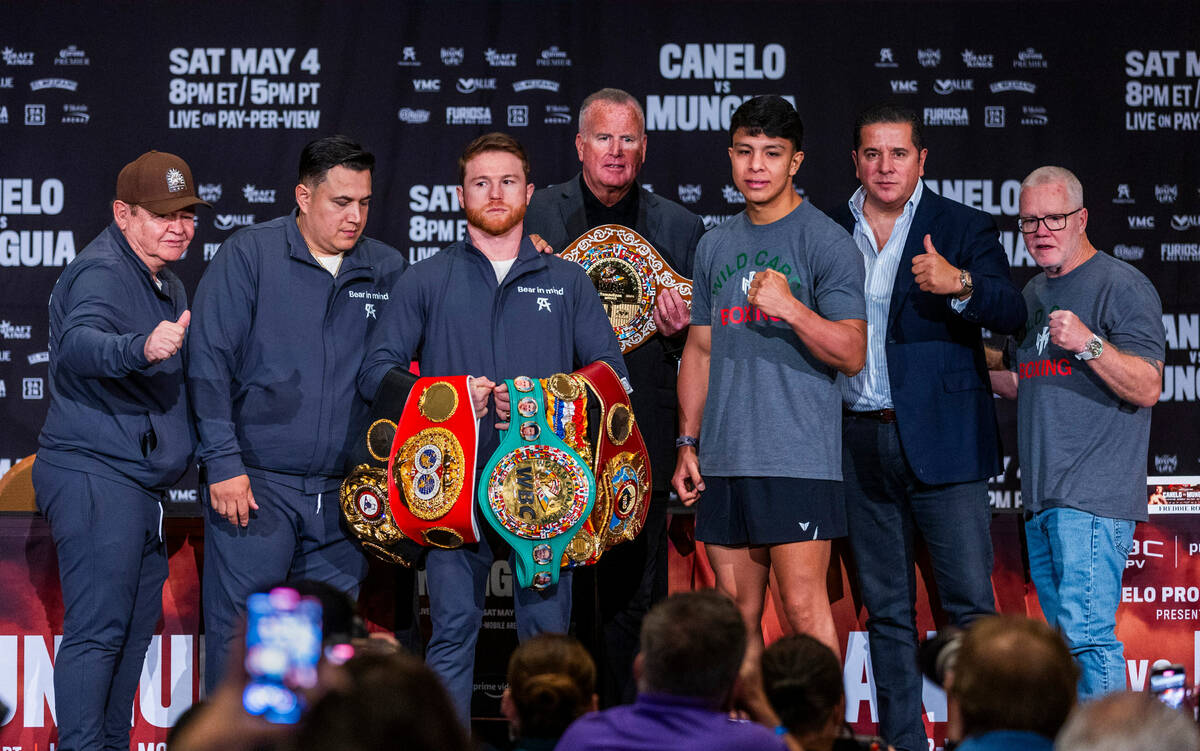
[830,103,1026,751]
[525,87,705,705]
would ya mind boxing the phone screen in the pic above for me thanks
[1150,665,1187,710]
[242,587,323,724]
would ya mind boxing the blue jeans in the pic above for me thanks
[33,461,168,751]
[1025,507,1133,700]
[842,417,996,751]
[425,529,572,725]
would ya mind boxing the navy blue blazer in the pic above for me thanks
[526,175,705,491]
[832,188,1026,485]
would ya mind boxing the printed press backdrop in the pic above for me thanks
[2,0,1200,747]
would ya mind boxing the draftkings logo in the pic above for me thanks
[0,321,32,339]
[242,185,276,204]
[2,47,34,66]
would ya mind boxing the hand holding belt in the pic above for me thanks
[340,366,425,566]
[560,223,691,354]
[385,376,480,549]
[478,376,595,590]
[568,360,651,566]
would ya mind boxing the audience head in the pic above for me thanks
[636,590,747,703]
[296,650,469,751]
[761,633,844,747]
[502,633,598,740]
[949,615,1077,740]
[1057,690,1200,751]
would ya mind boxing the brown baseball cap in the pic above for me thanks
[116,150,211,215]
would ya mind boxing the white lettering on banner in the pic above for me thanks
[658,43,786,80]
[1124,50,1200,78]
[646,94,795,132]
[169,48,311,76]
[924,179,1021,216]
[0,634,198,729]
[408,185,462,213]
[998,231,1034,267]
[0,634,12,724]
[0,231,77,266]
[409,217,468,244]
[844,633,945,724]
[0,179,65,215]
[1161,366,1200,402]
[408,246,439,263]
[1163,314,1199,350]
[843,631,878,723]
[139,635,193,727]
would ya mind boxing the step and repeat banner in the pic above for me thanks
[1,0,1199,746]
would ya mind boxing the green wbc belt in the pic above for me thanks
[478,376,596,590]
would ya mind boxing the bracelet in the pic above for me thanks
[675,435,698,449]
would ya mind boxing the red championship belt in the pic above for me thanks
[565,361,651,565]
[387,376,479,548]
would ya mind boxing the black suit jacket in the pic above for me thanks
[832,188,1026,485]
[525,175,706,491]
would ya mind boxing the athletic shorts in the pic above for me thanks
[695,475,847,546]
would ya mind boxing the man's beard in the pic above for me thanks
[466,200,526,237]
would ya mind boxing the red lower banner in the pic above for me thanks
[3,481,1199,749]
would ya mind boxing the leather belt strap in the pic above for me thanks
[569,360,651,566]
[478,377,595,590]
[340,367,425,566]
[844,407,898,424]
[388,376,480,549]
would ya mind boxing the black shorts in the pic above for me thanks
[695,475,847,546]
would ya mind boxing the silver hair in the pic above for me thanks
[1021,165,1084,208]
[1056,691,1200,751]
[578,88,645,137]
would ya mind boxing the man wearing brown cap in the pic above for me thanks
[33,151,207,751]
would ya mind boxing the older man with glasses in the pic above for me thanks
[991,165,1165,700]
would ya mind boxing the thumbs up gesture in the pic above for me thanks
[144,310,190,363]
[911,234,965,295]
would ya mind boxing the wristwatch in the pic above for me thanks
[958,269,974,297]
[1075,334,1104,361]
[675,435,699,449]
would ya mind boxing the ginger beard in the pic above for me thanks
[466,198,527,237]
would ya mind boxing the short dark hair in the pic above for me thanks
[853,102,924,151]
[729,95,803,151]
[506,633,596,739]
[762,634,843,738]
[457,132,531,184]
[639,590,746,700]
[950,616,1077,739]
[298,135,375,185]
[300,651,470,751]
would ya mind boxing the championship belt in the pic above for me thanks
[566,360,651,566]
[560,223,692,355]
[478,376,595,590]
[340,367,425,567]
[387,376,480,549]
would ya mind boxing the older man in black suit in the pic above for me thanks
[525,87,705,706]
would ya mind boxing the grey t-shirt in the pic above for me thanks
[1014,251,1165,521]
[691,200,866,479]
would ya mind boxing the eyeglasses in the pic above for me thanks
[1016,207,1083,234]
